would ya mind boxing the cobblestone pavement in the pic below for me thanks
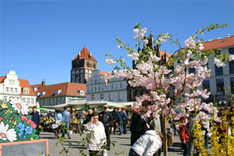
[40,131,183,156]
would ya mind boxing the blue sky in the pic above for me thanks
[1,0,233,85]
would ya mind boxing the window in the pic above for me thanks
[51,99,53,105]
[15,88,18,93]
[91,87,93,92]
[92,94,95,101]
[10,87,13,92]
[215,50,221,55]
[54,98,57,105]
[45,99,48,105]
[120,83,122,88]
[6,87,9,92]
[3,96,7,102]
[41,99,44,105]
[229,48,234,74]
[215,65,223,76]
[95,86,97,92]
[27,98,30,104]
[9,79,15,85]
[115,83,118,89]
[109,92,113,101]
[189,58,195,74]
[22,98,26,102]
[93,63,96,68]
[189,67,195,74]
[231,77,234,94]
[31,98,34,104]
[111,84,114,89]
[79,90,85,95]
[202,80,210,91]
[87,62,89,67]
[58,98,60,104]
[100,94,104,100]
[118,92,122,101]
[23,88,29,94]
[98,86,100,91]
[87,87,90,93]
[216,78,224,95]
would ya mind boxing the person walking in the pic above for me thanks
[84,109,93,124]
[86,112,107,156]
[54,109,63,139]
[130,106,147,146]
[117,108,124,135]
[129,130,163,156]
[62,107,71,139]
[99,105,113,150]
[179,116,189,156]
[123,110,128,134]
[31,106,41,135]
[110,107,118,134]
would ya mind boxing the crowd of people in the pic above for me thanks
[31,105,234,156]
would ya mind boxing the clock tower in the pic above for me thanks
[71,47,98,84]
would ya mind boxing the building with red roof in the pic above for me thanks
[174,35,234,105]
[0,70,37,106]
[71,47,98,84]
[32,82,86,109]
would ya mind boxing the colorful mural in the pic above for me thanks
[0,98,39,143]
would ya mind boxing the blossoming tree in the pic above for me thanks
[104,23,233,156]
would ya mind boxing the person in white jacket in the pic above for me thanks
[86,112,107,156]
[129,130,163,156]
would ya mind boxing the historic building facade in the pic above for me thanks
[71,47,98,84]
[0,70,36,106]
[86,68,135,103]
[32,82,86,108]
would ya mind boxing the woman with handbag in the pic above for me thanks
[53,109,63,139]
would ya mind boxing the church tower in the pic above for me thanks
[71,47,98,84]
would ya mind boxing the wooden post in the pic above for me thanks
[163,114,168,156]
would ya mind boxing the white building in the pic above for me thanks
[175,35,234,106]
[0,70,37,106]
[202,35,234,106]
[86,68,134,106]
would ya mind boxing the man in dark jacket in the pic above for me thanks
[31,106,41,135]
[130,106,147,146]
[99,105,113,150]
[110,107,118,134]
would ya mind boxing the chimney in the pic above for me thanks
[42,81,46,86]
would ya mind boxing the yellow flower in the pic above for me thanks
[5,109,12,114]
[1,103,8,109]
[30,137,34,140]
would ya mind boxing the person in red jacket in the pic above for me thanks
[179,116,189,156]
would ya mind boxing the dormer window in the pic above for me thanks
[55,90,62,95]
[78,90,85,95]
[42,92,46,96]
[9,79,15,85]
[23,88,29,94]
[33,87,38,91]
[36,92,41,97]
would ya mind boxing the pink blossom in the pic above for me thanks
[185,36,196,48]
[116,45,121,49]
[133,28,139,35]
[134,35,141,41]
[105,59,116,65]
[142,39,149,45]
[214,58,226,67]
[131,53,139,60]
[140,27,147,34]
[229,54,234,61]
[159,38,166,43]
[198,43,204,50]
